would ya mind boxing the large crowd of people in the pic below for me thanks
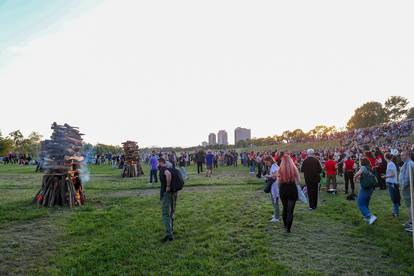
[256,146,414,234]
[2,118,414,242]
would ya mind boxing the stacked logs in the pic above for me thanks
[121,140,144,177]
[33,123,86,207]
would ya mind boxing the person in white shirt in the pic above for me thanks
[383,153,400,217]
[264,156,280,223]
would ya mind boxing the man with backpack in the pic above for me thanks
[158,157,184,242]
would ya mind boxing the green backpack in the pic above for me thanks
[360,167,378,190]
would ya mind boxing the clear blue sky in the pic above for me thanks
[1,1,414,147]
[0,1,97,49]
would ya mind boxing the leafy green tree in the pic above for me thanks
[290,129,306,142]
[308,125,336,139]
[95,143,123,155]
[281,130,292,143]
[347,101,387,130]
[406,107,414,119]
[384,96,409,122]
[25,132,42,158]
[0,131,13,156]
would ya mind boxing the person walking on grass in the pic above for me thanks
[205,150,214,177]
[324,155,337,194]
[248,151,256,176]
[354,158,377,225]
[382,153,400,217]
[149,151,159,185]
[399,150,414,233]
[301,149,322,210]
[178,154,188,180]
[264,156,280,223]
[277,154,300,233]
[158,158,177,242]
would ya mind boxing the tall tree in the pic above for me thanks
[406,107,414,119]
[347,101,387,130]
[290,129,306,142]
[0,131,13,156]
[308,125,336,138]
[384,96,409,122]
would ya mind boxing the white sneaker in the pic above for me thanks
[368,215,377,225]
[270,218,280,223]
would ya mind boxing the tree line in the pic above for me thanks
[1,96,413,156]
[0,130,42,157]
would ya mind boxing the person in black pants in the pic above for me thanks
[301,149,322,210]
[278,154,300,233]
[195,149,205,174]
[343,155,355,194]
[256,155,263,178]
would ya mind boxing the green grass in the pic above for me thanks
[0,164,413,275]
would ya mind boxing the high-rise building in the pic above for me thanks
[234,127,251,144]
[201,141,208,147]
[208,133,217,145]
[217,130,228,145]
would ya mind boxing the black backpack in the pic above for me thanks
[168,167,184,192]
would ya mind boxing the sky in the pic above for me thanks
[1,0,414,148]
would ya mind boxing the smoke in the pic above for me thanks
[80,146,94,183]
[79,160,90,183]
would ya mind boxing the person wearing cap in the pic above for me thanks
[301,149,323,210]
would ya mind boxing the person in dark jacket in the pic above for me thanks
[301,149,323,210]
[195,150,205,174]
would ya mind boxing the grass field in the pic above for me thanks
[1,164,413,275]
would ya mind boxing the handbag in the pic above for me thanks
[264,178,273,193]
[297,185,308,204]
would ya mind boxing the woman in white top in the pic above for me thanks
[382,153,400,217]
[264,156,280,222]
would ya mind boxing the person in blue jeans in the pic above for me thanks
[382,153,400,217]
[205,150,215,177]
[149,152,159,184]
[354,158,377,225]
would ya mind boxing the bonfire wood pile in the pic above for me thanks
[33,123,86,207]
[121,140,144,177]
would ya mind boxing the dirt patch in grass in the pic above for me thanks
[0,217,61,275]
[100,185,229,198]
[262,197,400,275]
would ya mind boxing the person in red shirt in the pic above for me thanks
[365,151,376,168]
[343,155,355,194]
[324,155,337,193]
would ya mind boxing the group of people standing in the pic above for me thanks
[261,148,414,234]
